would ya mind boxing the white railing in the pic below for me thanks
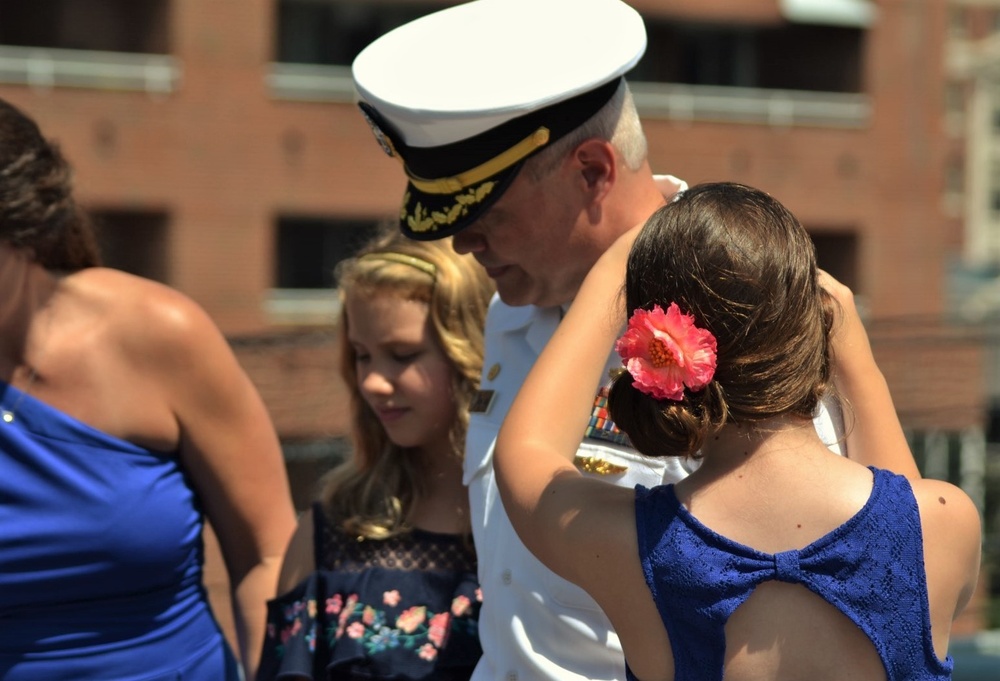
[0,50,868,128]
[265,288,342,326]
[266,62,356,102]
[266,62,870,128]
[629,82,870,128]
[0,45,180,93]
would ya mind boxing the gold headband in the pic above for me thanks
[358,252,436,277]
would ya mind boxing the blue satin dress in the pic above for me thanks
[0,380,239,680]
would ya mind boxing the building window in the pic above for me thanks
[275,216,379,289]
[633,24,757,88]
[633,20,863,92]
[991,189,1000,219]
[991,106,1000,136]
[275,0,455,65]
[946,82,966,118]
[991,102,1000,134]
[90,209,170,283]
[946,155,965,195]
[810,231,858,291]
[949,6,968,39]
[274,1,862,94]
[270,216,381,326]
[0,0,169,54]
[0,0,169,53]
[990,163,1000,218]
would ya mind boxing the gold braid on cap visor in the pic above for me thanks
[401,127,551,235]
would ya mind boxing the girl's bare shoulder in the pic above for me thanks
[911,477,981,572]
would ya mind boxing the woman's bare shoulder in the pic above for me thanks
[67,268,228,361]
[72,268,210,323]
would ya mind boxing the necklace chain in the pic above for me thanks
[2,368,38,424]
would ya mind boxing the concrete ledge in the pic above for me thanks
[0,45,179,93]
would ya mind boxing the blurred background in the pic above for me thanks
[2,0,999,674]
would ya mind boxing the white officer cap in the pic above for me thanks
[352,0,647,240]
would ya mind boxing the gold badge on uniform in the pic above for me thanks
[574,455,627,475]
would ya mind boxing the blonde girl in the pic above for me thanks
[259,227,494,680]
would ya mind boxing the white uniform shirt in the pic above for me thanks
[465,176,844,681]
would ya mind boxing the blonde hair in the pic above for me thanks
[320,225,494,539]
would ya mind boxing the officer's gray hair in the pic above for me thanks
[523,79,647,181]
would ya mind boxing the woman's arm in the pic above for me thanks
[494,227,638,585]
[276,510,315,595]
[819,271,921,478]
[145,292,297,680]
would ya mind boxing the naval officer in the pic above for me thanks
[351,1,846,678]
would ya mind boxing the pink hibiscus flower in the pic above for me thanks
[418,643,438,661]
[615,303,717,401]
[326,594,343,615]
[383,590,401,607]
[346,622,366,639]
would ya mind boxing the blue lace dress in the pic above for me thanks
[0,380,238,680]
[631,467,952,681]
[258,503,482,680]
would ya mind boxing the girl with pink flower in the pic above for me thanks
[494,183,981,681]
[257,229,489,680]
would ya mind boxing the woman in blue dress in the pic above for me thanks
[257,228,493,680]
[493,182,982,681]
[0,97,296,680]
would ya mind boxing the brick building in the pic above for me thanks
[0,0,993,638]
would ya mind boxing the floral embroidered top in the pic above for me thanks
[258,502,482,680]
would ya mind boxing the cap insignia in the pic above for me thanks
[360,107,398,158]
[403,181,497,234]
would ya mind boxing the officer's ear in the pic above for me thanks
[572,138,616,207]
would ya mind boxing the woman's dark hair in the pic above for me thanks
[608,182,833,459]
[0,98,100,270]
